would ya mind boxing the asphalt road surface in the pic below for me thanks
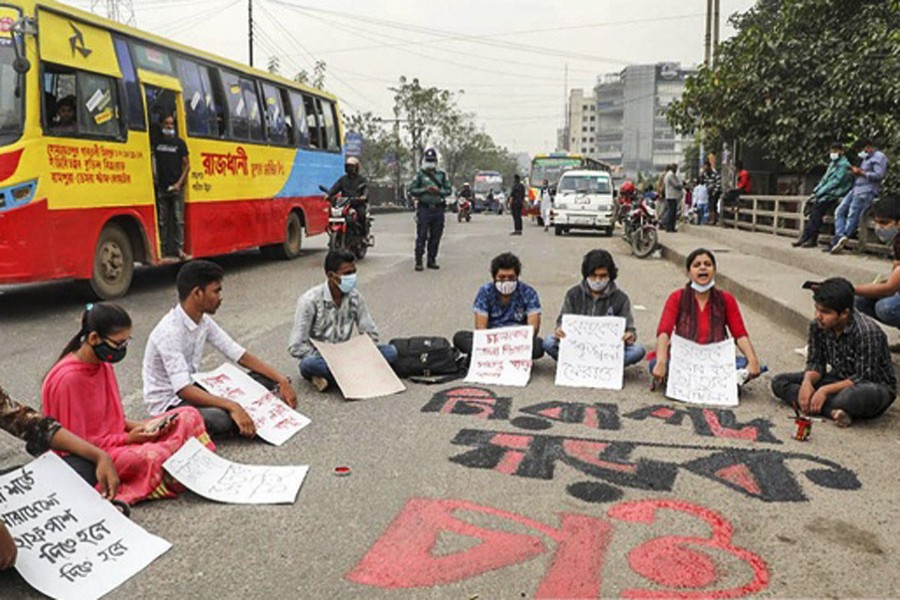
[1,211,898,598]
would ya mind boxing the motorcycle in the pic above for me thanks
[319,184,373,260]
[457,196,472,222]
[622,194,659,258]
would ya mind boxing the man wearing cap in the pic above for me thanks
[409,148,452,271]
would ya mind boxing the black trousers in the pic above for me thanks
[453,330,544,359]
[511,201,523,232]
[801,199,836,242]
[665,198,678,232]
[771,372,895,420]
[415,205,445,262]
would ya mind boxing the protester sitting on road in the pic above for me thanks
[772,278,896,427]
[0,386,120,569]
[792,142,854,248]
[650,248,762,386]
[543,249,645,367]
[453,252,544,360]
[143,260,297,438]
[828,139,889,254]
[43,303,213,506]
[854,195,900,331]
[288,249,398,393]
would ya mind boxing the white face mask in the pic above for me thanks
[858,151,869,160]
[495,280,518,296]
[162,127,175,137]
[586,278,609,293]
[691,279,716,293]
[829,152,839,161]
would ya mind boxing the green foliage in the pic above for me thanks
[266,56,280,76]
[294,60,327,89]
[667,0,900,191]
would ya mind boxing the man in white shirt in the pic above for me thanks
[143,260,297,437]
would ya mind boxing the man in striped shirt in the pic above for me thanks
[771,278,896,427]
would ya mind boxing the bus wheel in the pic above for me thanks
[84,223,134,299]
[265,212,303,260]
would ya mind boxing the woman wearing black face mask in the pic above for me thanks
[42,303,215,506]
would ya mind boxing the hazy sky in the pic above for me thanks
[66,0,756,154]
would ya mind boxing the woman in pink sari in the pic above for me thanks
[42,303,215,506]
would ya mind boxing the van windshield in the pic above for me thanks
[559,176,611,194]
[0,40,23,143]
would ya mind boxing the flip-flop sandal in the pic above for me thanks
[110,499,131,518]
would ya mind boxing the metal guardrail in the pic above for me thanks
[720,194,891,257]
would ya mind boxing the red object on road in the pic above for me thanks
[793,416,812,441]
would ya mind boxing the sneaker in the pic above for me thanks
[801,239,817,248]
[831,409,852,428]
[311,376,329,392]
[830,236,848,254]
[427,262,440,269]
[791,237,807,247]
[415,261,424,272]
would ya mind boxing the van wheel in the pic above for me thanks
[604,226,614,236]
[82,223,134,299]
[554,226,563,236]
[264,212,303,260]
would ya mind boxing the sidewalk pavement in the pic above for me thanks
[657,224,897,341]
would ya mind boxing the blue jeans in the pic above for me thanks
[299,344,399,386]
[832,190,876,242]
[542,336,646,366]
[695,203,709,225]
[649,355,748,374]
[855,294,900,328]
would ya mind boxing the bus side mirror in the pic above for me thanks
[13,57,30,74]
[613,189,618,198]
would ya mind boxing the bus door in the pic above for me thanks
[143,83,187,260]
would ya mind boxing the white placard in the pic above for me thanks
[190,91,202,111]
[192,364,310,446]
[311,335,406,400]
[0,453,170,600]
[666,334,739,406]
[465,325,534,387]
[84,88,104,112]
[555,315,625,390]
[163,438,308,505]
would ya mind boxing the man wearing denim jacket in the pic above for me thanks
[829,140,888,254]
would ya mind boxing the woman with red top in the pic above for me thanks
[42,303,215,506]
[650,248,762,386]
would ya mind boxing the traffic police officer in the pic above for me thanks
[409,148,452,271]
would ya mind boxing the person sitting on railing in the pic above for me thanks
[827,139,889,254]
[792,142,854,248]
[854,195,900,333]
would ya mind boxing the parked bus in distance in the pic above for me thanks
[0,0,342,298]
[528,153,612,220]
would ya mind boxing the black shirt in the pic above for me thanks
[511,181,526,203]
[328,173,367,199]
[154,136,189,188]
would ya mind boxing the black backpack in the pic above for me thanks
[389,336,462,379]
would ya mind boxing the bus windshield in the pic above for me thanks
[473,172,502,194]
[559,175,612,195]
[530,158,580,186]
[0,41,23,142]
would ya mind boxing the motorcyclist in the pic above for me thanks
[327,156,368,237]
[457,182,474,213]
[616,180,637,226]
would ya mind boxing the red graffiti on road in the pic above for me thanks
[346,497,769,599]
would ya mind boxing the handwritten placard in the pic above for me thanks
[193,364,310,446]
[311,335,406,400]
[0,453,170,600]
[666,334,739,407]
[163,438,308,505]
[465,326,534,387]
[555,315,626,390]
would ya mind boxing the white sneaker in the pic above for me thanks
[830,236,848,254]
[311,376,329,392]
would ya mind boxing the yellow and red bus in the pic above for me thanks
[0,0,342,298]
[527,153,612,216]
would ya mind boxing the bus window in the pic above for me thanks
[242,78,263,142]
[288,90,309,147]
[177,58,225,138]
[320,99,339,151]
[302,94,320,149]
[206,68,227,138]
[113,37,144,130]
[131,43,175,75]
[261,82,288,145]
[279,88,295,146]
[220,71,248,139]
[42,66,121,139]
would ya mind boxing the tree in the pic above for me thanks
[294,60,327,89]
[391,76,459,170]
[667,0,900,191]
[267,56,280,75]
[342,111,408,184]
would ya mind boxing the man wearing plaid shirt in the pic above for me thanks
[772,278,896,427]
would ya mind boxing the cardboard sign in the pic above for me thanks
[0,453,170,600]
[666,334,739,407]
[163,438,308,505]
[192,364,311,446]
[555,315,625,390]
[465,326,534,387]
[311,335,406,400]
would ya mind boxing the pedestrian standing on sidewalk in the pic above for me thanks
[854,195,900,330]
[701,161,722,225]
[772,277,896,428]
[792,143,854,248]
[693,180,710,225]
[409,148,451,270]
[153,114,190,260]
[828,140,889,254]
[663,164,683,232]
[509,173,526,235]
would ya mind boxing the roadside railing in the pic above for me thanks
[720,194,890,257]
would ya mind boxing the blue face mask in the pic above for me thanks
[338,273,357,294]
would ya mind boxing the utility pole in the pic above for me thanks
[90,0,136,26]
[248,0,254,67]
[712,0,721,67]
[699,0,715,176]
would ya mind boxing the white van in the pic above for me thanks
[550,170,615,236]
